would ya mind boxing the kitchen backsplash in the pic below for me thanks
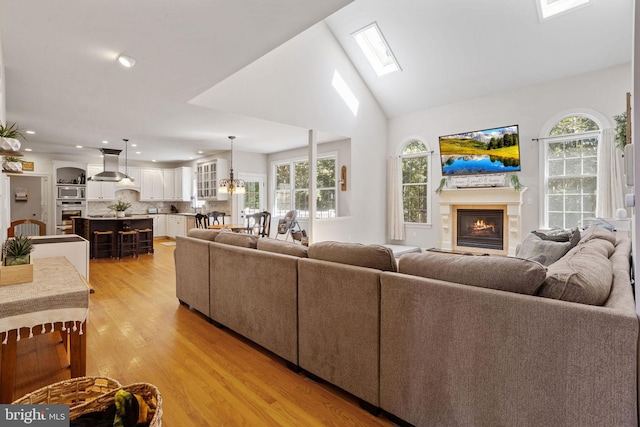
[87,189,231,216]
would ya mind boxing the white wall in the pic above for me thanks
[389,63,631,248]
[190,22,388,244]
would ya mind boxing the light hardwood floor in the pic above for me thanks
[14,240,396,426]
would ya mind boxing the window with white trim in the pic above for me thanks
[401,140,431,223]
[274,155,337,219]
[543,115,600,228]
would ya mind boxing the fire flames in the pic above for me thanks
[471,219,495,234]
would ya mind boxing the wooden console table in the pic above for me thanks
[0,257,90,403]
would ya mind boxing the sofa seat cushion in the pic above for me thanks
[515,228,580,266]
[538,235,615,306]
[399,252,547,295]
[257,238,308,257]
[187,228,219,241]
[308,241,397,272]
[214,231,258,248]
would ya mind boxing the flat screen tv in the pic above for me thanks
[439,124,521,176]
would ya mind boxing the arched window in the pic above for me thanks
[401,139,431,223]
[543,115,600,228]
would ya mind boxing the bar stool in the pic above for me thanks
[136,228,154,255]
[117,230,138,259]
[93,230,114,259]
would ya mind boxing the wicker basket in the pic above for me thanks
[69,382,162,427]
[12,376,122,406]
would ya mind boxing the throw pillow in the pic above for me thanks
[398,252,547,295]
[515,229,580,266]
[532,227,580,243]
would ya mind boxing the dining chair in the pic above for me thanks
[8,219,47,237]
[195,213,208,228]
[207,211,225,225]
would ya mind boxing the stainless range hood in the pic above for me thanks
[89,148,129,182]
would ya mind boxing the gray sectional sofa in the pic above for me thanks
[174,226,638,427]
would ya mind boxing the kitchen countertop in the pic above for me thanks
[81,215,152,220]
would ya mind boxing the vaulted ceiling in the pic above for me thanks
[0,0,632,163]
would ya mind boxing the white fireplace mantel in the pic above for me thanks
[438,187,527,256]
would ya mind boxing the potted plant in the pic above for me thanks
[2,235,34,266]
[0,121,24,152]
[108,199,132,217]
[614,112,628,151]
[2,155,23,173]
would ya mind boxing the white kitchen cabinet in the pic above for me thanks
[140,168,164,201]
[167,214,186,239]
[86,164,116,201]
[174,166,193,202]
[163,169,175,200]
[196,159,228,200]
[150,214,167,237]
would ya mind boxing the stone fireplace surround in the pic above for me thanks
[438,187,527,256]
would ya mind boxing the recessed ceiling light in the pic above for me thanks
[197,151,204,154]
[76,145,83,149]
[537,0,590,21]
[24,148,32,152]
[131,144,137,147]
[152,160,157,162]
[102,140,108,144]
[135,151,141,154]
[117,54,137,68]
[352,22,401,76]
[25,130,35,135]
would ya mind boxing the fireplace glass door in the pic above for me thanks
[456,209,504,250]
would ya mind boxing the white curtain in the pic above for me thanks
[388,156,405,241]
[595,128,625,218]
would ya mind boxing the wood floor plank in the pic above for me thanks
[12,240,395,426]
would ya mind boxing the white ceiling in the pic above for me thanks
[0,0,633,163]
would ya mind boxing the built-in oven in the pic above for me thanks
[57,185,85,199]
[56,200,87,235]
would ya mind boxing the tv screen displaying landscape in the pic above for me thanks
[439,125,521,176]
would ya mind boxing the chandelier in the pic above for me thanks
[218,135,245,195]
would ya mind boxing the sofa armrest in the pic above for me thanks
[175,236,211,316]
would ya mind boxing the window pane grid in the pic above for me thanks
[544,121,599,229]
[401,140,430,224]
[274,157,337,219]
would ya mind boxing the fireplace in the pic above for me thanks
[438,187,526,256]
[456,209,504,251]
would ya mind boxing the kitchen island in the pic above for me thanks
[73,216,154,258]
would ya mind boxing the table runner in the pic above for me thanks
[0,257,90,343]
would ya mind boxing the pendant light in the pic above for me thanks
[116,139,135,186]
[218,136,245,195]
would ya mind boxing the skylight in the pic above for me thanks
[352,23,400,77]
[537,0,590,21]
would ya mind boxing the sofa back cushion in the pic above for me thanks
[308,241,397,272]
[187,228,219,241]
[257,238,308,258]
[538,235,615,306]
[399,252,547,295]
[214,231,258,249]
